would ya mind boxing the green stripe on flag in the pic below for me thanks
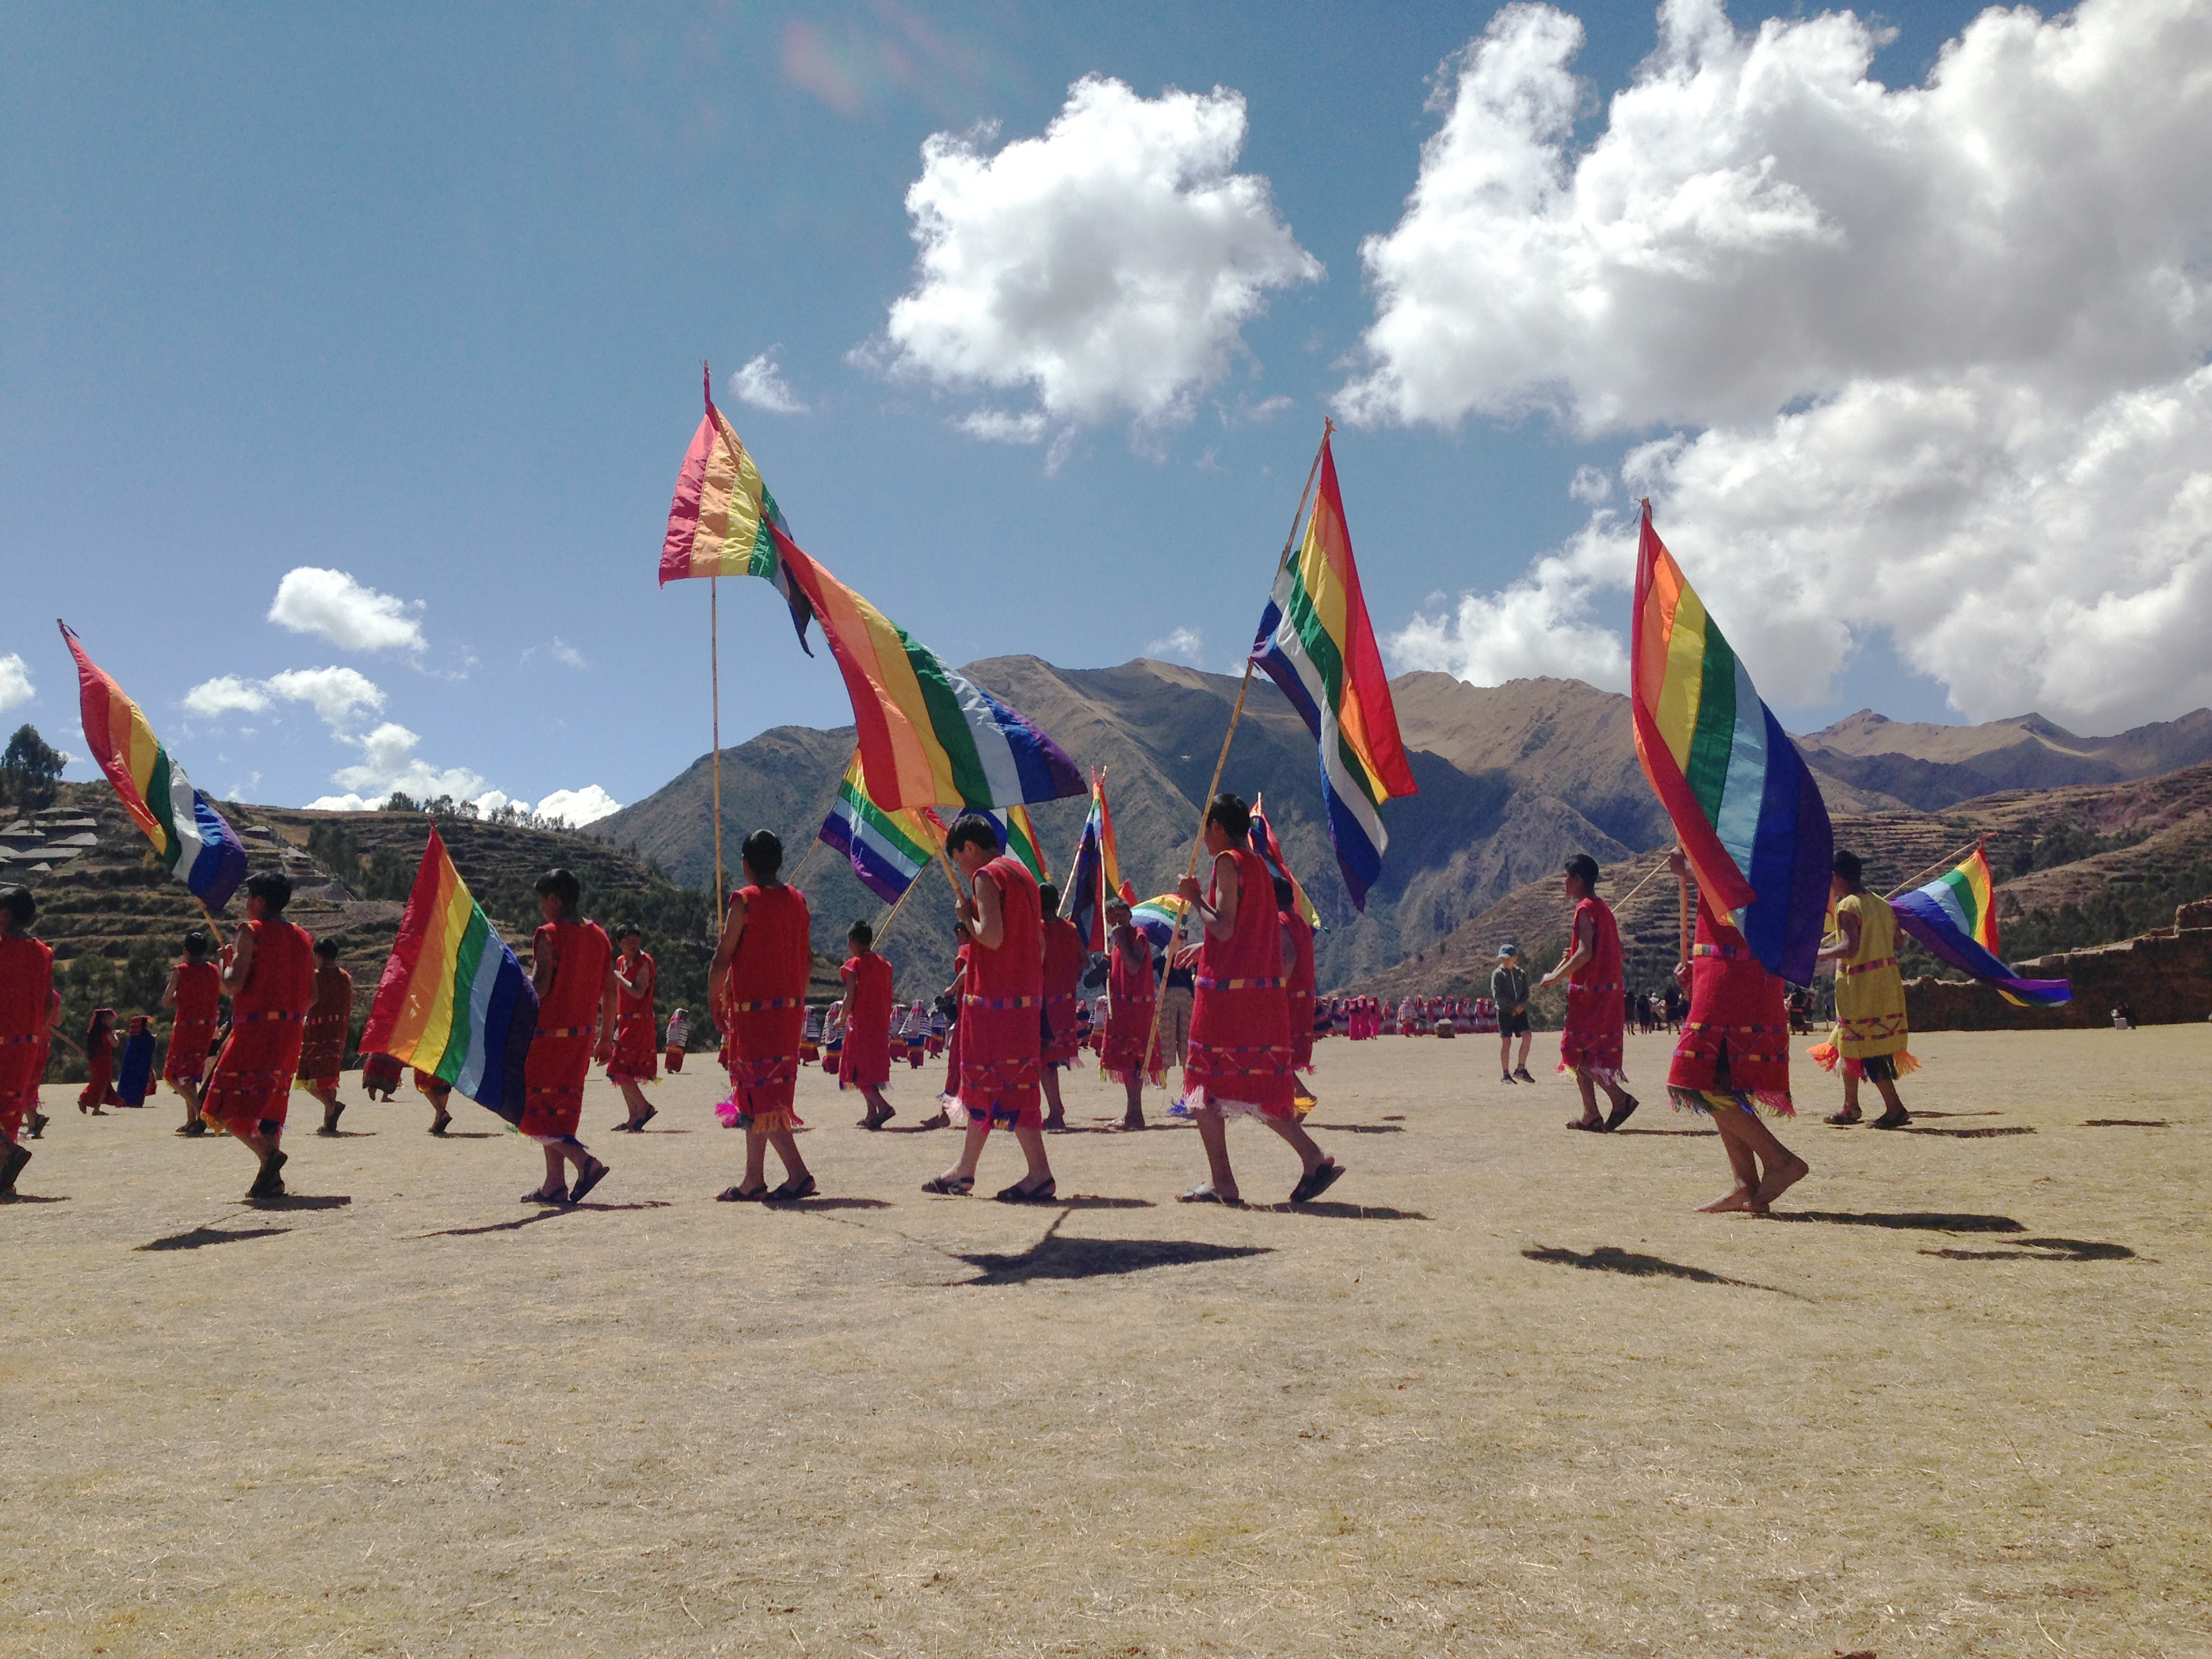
[899,630,994,805]
[1683,625,1739,824]
[142,747,184,870]
[434,908,492,1080]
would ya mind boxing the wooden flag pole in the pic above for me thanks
[785,837,823,891]
[873,873,923,944]
[1884,836,1985,901]
[711,573,724,916]
[1677,867,1693,966]
[1139,418,1334,1090]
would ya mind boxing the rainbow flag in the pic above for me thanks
[983,804,1049,883]
[1061,773,1122,948]
[59,621,249,911]
[1130,892,1193,954]
[1250,435,1418,910]
[1631,506,1832,983]
[1892,843,2070,1007]
[360,826,539,1120]
[1251,794,1320,928]
[657,367,814,653]
[819,754,946,904]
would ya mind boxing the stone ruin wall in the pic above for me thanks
[1906,899,2212,1031]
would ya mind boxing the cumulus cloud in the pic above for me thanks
[182,676,272,718]
[268,568,426,654]
[318,721,487,807]
[184,666,385,730]
[522,638,588,670]
[1143,626,1207,666]
[1361,0,2212,729]
[877,75,1322,432]
[0,653,35,712]
[731,350,808,415]
[533,785,623,828]
[1393,518,1633,691]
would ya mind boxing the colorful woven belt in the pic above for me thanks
[1195,976,1284,991]
[237,1010,304,1024]
[1573,981,1622,994]
[0,1033,41,1045]
[1840,957,1898,976]
[729,998,802,1012]
[1691,943,1748,960]
[964,995,1040,1010]
[537,1024,596,1038]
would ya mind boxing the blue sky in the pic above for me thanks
[9,0,2203,819]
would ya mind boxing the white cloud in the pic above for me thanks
[1144,626,1207,666]
[1391,516,1633,691]
[268,568,427,654]
[533,785,623,828]
[323,721,487,806]
[878,75,1322,431]
[1357,0,2212,730]
[522,638,588,670]
[1568,465,1612,506]
[182,675,272,718]
[956,408,1050,445]
[731,350,808,415]
[266,667,385,730]
[0,653,35,712]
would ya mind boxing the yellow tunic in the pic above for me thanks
[1828,892,1910,1061]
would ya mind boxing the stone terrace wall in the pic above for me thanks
[1906,899,2212,1030]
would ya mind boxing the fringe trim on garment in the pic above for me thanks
[1667,1085,1795,1118]
[1807,1041,1921,1078]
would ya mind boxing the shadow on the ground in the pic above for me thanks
[1614,1128,1719,1138]
[1906,1125,2036,1139]
[1043,1195,1155,1209]
[2083,1119,2169,1128]
[247,1193,352,1211]
[430,1132,502,1139]
[1523,1244,1807,1298]
[139,1224,289,1251]
[1306,1122,1405,1134]
[1250,1201,1429,1221]
[312,1130,377,1139]
[1908,1109,2005,1118]
[1771,1210,2025,1232]
[1,1193,68,1204]
[415,1200,671,1238]
[958,1221,1271,1286]
[781,1197,893,1210]
[1921,1237,2139,1262]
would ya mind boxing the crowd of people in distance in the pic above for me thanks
[0,802,1926,1221]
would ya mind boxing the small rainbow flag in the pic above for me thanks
[983,804,1049,883]
[1129,893,1193,954]
[1061,773,1122,948]
[657,367,814,653]
[1251,794,1320,928]
[360,826,539,1120]
[1892,843,2070,1007]
[1630,506,1832,984]
[819,754,946,905]
[1250,434,1418,910]
[59,621,249,911]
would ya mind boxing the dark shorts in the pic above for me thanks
[1498,1010,1532,1038]
[1858,1053,1898,1083]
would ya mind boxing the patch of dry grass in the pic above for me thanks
[2,1026,2207,1656]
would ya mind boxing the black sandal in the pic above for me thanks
[524,1185,569,1204]
[1290,1160,1345,1204]
[766,1173,817,1202]
[716,1184,769,1202]
[567,1159,611,1205]
[920,1174,974,1195]
[1870,1110,1912,1129]
[996,1177,1055,1203]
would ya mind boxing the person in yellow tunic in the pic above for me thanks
[1810,850,1914,1128]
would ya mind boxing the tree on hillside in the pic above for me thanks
[1,724,64,810]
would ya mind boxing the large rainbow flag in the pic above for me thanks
[1250,435,1418,909]
[59,621,249,911]
[1630,505,1832,984]
[359,826,539,1120]
[819,754,946,905]
[1892,843,2070,1007]
[1061,773,1122,948]
[657,367,815,653]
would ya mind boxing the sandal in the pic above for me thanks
[567,1158,611,1205]
[524,1185,569,1204]
[1870,1110,1912,1130]
[1290,1160,1345,1204]
[1603,1095,1640,1132]
[1178,1182,1241,1204]
[995,1177,1055,1203]
[766,1173,817,1202]
[1565,1119,1605,1131]
[1823,1110,1863,1126]
[920,1174,974,1195]
[716,1184,769,1202]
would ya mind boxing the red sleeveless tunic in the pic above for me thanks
[609,949,657,1083]
[1100,931,1162,1086]
[839,952,894,1088]
[0,933,54,1139]
[1668,895,1792,1114]
[1040,916,1085,1067]
[1557,895,1626,1081]
[163,960,222,1086]
[522,918,611,1140]
[1185,847,1295,1118]
[956,855,1044,1130]
[296,962,353,1087]
[1280,907,1317,1073]
[203,919,315,1130]
[724,884,810,1131]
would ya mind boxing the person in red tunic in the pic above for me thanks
[1176,794,1342,1206]
[1275,876,1319,1115]
[920,945,966,1131]
[1,886,60,1200]
[77,1008,119,1114]
[299,939,355,1135]
[413,1067,453,1135]
[1662,848,1809,1212]
[924,815,1056,1201]
[839,919,897,1130]
[709,830,815,1202]
[202,872,316,1199]
[1037,881,1085,1131]
[161,928,223,1136]
[520,868,616,1205]
[1539,854,1638,1133]
[1099,895,1162,1130]
[606,922,659,1132]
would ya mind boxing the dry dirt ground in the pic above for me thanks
[2,1026,2206,1658]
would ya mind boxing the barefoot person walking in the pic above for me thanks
[710,831,815,1202]
[161,929,222,1135]
[0,886,60,1200]
[1663,849,1809,1212]
[201,872,316,1199]
[518,869,615,1206]
[1175,794,1340,1207]
[924,814,1055,1202]
[1811,849,1915,1128]
[1540,854,1638,1132]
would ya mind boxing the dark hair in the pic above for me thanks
[615,920,642,941]
[535,867,581,905]
[0,885,33,928]
[1273,875,1296,911]
[245,871,293,913]
[943,813,999,857]
[314,938,340,961]
[848,920,874,947]
[184,927,211,958]
[740,829,783,879]
[1038,882,1061,915]
[1205,792,1252,841]
[1563,853,1600,890]
[1832,849,1864,884]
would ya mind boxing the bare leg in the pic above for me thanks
[616,1078,650,1128]
[1193,1103,1240,1202]
[1736,1110,1809,1209]
[1261,1113,1328,1179]
[1696,1103,1761,1212]
[1516,1032,1533,1076]
[857,1083,893,1127]
[1121,1074,1145,1130]
[312,1086,343,1133]
[742,1127,773,1191]
[1569,1071,1604,1128]
[1498,1035,1513,1078]
[1009,1124,1053,1189]
[1040,1068,1066,1130]
[940,1120,992,1184]
[1869,1076,1910,1125]
[765,1126,809,1184]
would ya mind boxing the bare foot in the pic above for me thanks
[1696,1183,1758,1213]
[1751,1153,1809,1211]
